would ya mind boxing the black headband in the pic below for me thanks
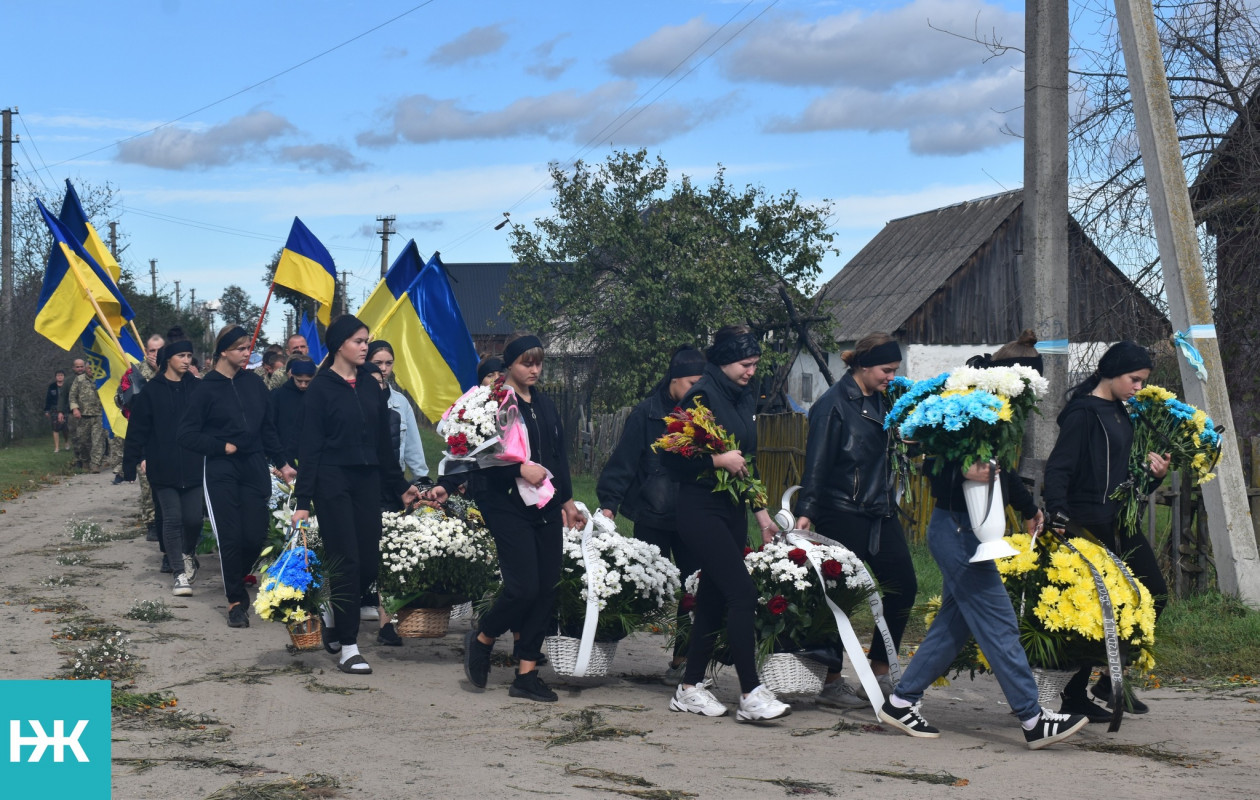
[157,340,193,372]
[854,340,902,367]
[1098,340,1152,378]
[669,346,707,379]
[214,326,249,357]
[503,335,543,367]
[367,340,393,360]
[324,315,367,360]
[477,356,504,384]
[707,332,761,365]
[287,359,316,376]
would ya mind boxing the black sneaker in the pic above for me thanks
[112,474,125,485]
[877,699,940,738]
[464,630,492,689]
[160,554,172,573]
[1024,708,1089,750]
[227,604,249,628]
[1092,677,1149,714]
[509,669,558,703]
[146,524,160,542]
[1059,691,1112,723]
[377,622,403,647]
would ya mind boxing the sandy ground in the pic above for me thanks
[2,471,1259,800]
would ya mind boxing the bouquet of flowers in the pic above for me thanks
[555,511,681,642]
[1111,384,1223,537]
[653,399,768,507]
[253,534,326,626]
[377,508,499,616]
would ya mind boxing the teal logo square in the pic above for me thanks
[1,680,111,799]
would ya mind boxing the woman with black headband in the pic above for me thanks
[663,324,790,723]
[427,333,584,701]
[124,339,204,597]
[292,316,421,675]
[179,326,295,628]
[268,355,316,470]
[368,340,430,487]
[597,346,706,683]
[791,332,917,709]
[1044,340,1169,720]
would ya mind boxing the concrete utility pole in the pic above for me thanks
[149,259,158,332]
[108,221,119,259]
[1113,0,1260,605]
[189,288,195,312]
[2,108,16,442]
[376,214,395,278]
[174,280,181,312]
[1021,0,1071,479]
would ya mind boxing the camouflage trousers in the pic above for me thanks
[139,472,154,526]
[72,414,107,470]
[109,435,125,474]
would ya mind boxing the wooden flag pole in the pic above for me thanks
[249,283,276,353]
[64,257,131,364]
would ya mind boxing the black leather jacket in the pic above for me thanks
[794,371,895,520]
[597,380,678,528]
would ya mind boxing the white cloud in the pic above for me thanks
[527,34,575,80]
[278,144,368,173]
[576,93,737,147]
[827,182,1016,229]
[24,112,177,132]
[427,24,509,66]
[607,17,719,77]
[115,110,294,169]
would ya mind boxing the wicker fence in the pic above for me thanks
[755,413,810,513]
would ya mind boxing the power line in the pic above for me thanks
[15,113,53,195]
[120,205,378,253]
[34,0,441,175]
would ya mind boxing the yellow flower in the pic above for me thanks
[996,398,1013,422]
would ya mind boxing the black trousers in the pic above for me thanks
[634,521,698,659]
[476,496,562,662]
[203,454,269,606]
[815,509,917,667]
[154,485,203,573]
[315,464,383,646]
[677,483,760,693]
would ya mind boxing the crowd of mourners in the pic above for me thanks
[47,314,1169,750]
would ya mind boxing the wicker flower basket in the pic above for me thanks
[1032,668,1076,706]
[396,606,452,638]
[544,635,618,677]
[759,653,828,697]
[287,616,323,651]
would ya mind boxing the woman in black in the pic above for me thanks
[45,370,67,453]
[178,326,295,628]
[291,316,420,675]
[1044,341,1169,720]
[124,340,204,597]
[794,332,917,708]
[664,325,790,722]
[427,333,584,702]
[597,346,706,682]
[267,355,315,470]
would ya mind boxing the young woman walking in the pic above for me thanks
[664,325,790,723]
[292,316,421,675]
[178,326,295,627]
[1043,340,1169,720]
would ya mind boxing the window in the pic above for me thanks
[800,373,814,403]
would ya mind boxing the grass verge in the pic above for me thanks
[1149,591,1260,679]
[0,437,77,503]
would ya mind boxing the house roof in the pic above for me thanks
[441,262,514,335]
[818,190,1023,341]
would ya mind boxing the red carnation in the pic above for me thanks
[743,546,753,556]
[787,548,808,565]
[457,408,466,421]
[822,559,843,579]
[447,432,470,457]
[679,593,697,613]
[767,595,788,615]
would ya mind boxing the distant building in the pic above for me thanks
[442,262,514,356]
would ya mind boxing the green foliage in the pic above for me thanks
[508,149,838,409]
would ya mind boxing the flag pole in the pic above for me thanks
[63,258,132,363]
[250,283,276,352]
[128,320,144,348]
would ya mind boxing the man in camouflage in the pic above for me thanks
[65,359,87,467]
[68,357,107,471]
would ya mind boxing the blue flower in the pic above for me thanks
[263,547,321,594]
[885,373,949,429]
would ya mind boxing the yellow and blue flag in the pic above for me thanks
[58,179,123,285]
[82,322,142,439]
[356,239,426,331]
[374,256,477,422]
[273,217,336,326]
[33,199,133,349]
[300,312,327,365]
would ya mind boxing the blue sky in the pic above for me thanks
[7,0,1028,340]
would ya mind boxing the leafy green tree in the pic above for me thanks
[507,149,837,410]
[218,285,262,328]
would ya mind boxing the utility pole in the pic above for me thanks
[189,288,195,313]
[1,108,16,442]
[339,272,350,316]
[376,215,395,278]
[1113,0,1260,605]
[108,221,119,259]
[174,280,181,312]
[149,259,158,332]
[1020,0,1071,479]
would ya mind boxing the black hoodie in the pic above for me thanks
[1042,394,1134,526]
[123,371,203,488]
[597,377,679,527]
[267,378,308,469]
[177,368,286,466]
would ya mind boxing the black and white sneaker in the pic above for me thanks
[878,699,941,738]
[1024,708,1089,750]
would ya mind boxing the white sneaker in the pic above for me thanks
[173,574,193,597]
[737,685,791,722]
[817,678,867,709]
[856,673,896,701]
[182,554,198,584]
[670,680,729,717]
[360,606,380,621]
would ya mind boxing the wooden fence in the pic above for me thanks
[755,413,810,511]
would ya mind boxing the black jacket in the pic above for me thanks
[123,372,203,488]
[177,369,286,466]
[470,385,574,522]
[662,362,762,510]
[45,382,62,413]
[1043,395,1134,526]
[597,380,679,527]
[794,371,894,521]
[267,378,308,469]
[927,458,1039,520]
[294,365,410,512]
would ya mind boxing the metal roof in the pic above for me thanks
[441,262,515,335]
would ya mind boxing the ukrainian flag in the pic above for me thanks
[300,312,327,365]
[356,239,426,331]
[273,217,336,326]
[83,322,143,439]
[59,179,123,285]
[33,199,133,349]
[373,258,477,422]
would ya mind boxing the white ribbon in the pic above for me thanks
[569,501,601,677]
